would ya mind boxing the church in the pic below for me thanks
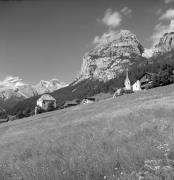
[124,70,155,91]
[124,69,141,91]
[124,69,132,90]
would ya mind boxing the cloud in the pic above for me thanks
[142,48,154,58]
[120,7,132,16]
[163,0,174,4]
[99,7,133,28]
[160,8,174,20]
[151,20,174,45]
[97,7,133,29]
[150,8,174,46]
[94,8,132,44]
[101,9,122,28]
[93,29,132,45]
[93,30,119,44]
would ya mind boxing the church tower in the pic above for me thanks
[124,68,131,90]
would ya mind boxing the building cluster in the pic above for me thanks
[19,70,156,116]
[0,69,157,119]
[124,69,155,92]
[113,70,156,98]
[35,95,96,115]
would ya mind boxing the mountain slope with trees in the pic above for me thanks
[4,31,174,117]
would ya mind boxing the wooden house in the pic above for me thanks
[64,99,80,108]
[132,72,156,91]
[138,72,155,89]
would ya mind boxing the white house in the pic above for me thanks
[35,94,56,114]
[81,97,95,104]
[132,80,141,91]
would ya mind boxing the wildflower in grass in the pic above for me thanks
[144,159,162,171]
[157,143,170,153]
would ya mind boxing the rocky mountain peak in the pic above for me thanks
[153,31,174,56]
[35,79,68,95]
[0,76,37,101]
[77,29,144,82]
[0,76,67,102]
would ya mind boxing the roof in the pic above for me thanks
[64,99,79,106]
[37,94,56,102]
[84,97,95,101]
[138,72,156,80]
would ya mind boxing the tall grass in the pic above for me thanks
[0,86,174,179]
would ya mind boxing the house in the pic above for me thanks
[35,94,56,114]
[132,80,141,91]
[64,99,80,108]
[132,72,156,91]
[124,69,131,90]
[81,97,95,104]
[115,70,156,95]
[138,72,155,89]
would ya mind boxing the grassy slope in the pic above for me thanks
[1,85,174,179]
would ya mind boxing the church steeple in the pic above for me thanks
[124,68,131,90]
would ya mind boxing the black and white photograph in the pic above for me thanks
[0,0,174,179]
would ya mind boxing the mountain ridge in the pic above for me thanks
[3,29,174,116]
[77,30,144,82]
[0,76,67,106]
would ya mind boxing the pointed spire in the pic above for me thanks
[125,68,130,81]
[126,68,129,80]
[124,68,131,90]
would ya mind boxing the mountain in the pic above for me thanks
[153,32,174,56]
[35,79,68,95]
[0,76,67,100]
[5,30,174,117]
[0,76,37,100]
[77,30,144,82]
[0,76,67,111]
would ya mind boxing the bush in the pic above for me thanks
[22,108,31,117]
[16,110,25,119]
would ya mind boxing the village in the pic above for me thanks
[0,68,170,122]
[0,65,173,123]
[34,69,159,115]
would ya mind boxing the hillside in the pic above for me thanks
[5,30,174,116]
[7,49,174,116]
[1,84,174,179]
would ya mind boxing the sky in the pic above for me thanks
[0,0,174,84]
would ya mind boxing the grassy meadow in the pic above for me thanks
[0,85,174,179]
